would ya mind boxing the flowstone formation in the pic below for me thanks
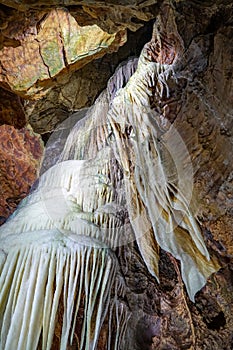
[0,17,224,349]
[0,1,233,349]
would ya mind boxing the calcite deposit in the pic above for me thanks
[0,0,232,349]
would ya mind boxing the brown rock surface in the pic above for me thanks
[0,1,157,33]
[0,8,126,98]
[0,125,43,224]
[25,21,153,135]
[0,87,26,128]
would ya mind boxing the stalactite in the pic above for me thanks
[107,39,220,301]
[0,234,129,350]
[0,20,221,349]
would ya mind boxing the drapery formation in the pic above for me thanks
[0,237,128,349]
[107,46,220,301]
[0,24,220,349]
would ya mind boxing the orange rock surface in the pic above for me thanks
[0,124,43,224]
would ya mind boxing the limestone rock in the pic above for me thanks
[0,1,157,33]
[25,22,153,135]
[0,125,43,224]
[0,8,126,98]
[0,1,232,349]
[0,87,26,128]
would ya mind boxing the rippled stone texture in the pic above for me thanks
[0,125,43,224]
[123,3,233,349]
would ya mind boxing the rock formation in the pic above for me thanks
[0,125,43,224]
[0,1,232,349]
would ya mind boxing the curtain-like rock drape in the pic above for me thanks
[0,23,220,349]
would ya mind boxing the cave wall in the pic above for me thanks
[0,1,232,349]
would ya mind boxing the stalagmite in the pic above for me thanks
[0,21,220,349]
